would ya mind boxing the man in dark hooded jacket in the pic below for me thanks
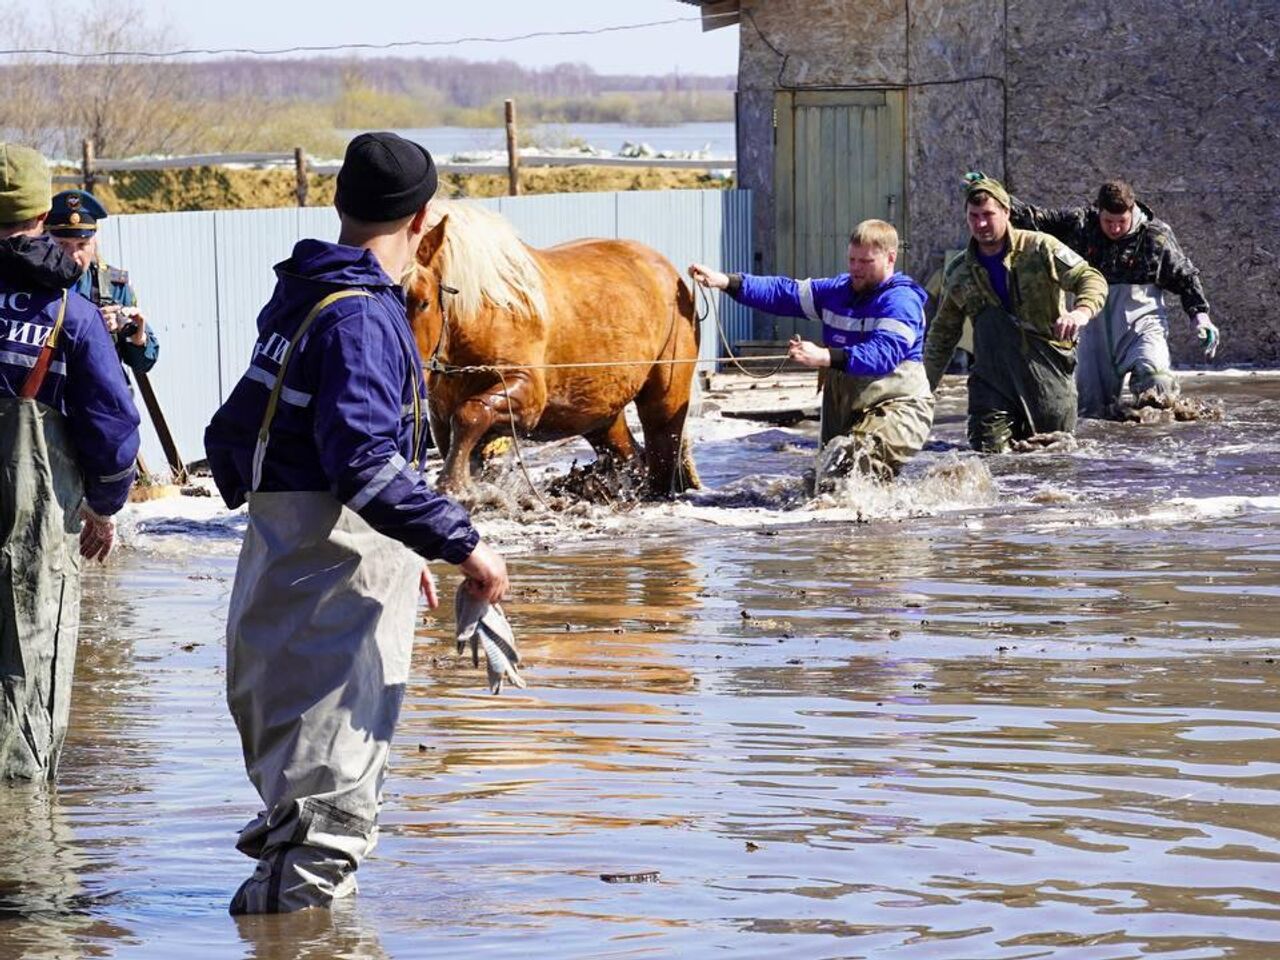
[1010,179,1217,416]
[0,143,140,781]
[205,132,507,915]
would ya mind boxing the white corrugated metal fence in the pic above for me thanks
[96,190,752,473]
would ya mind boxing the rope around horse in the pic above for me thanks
[426,273,794,377]
[425,277,798,503]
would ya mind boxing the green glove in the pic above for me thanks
[1194,313,1219,360]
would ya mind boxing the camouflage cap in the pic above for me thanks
[963,171,1010,210]
[0,143,52,224]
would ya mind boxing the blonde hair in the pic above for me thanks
[422,199,548,324]
[848,219,898,255]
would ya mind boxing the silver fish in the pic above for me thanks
[455,582,526,694]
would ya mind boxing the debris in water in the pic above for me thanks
[544,455,649,505]
[1010,431,1078,453]
[1111,392,1224,423]
[600,871,660,884]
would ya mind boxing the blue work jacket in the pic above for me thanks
[204,239,479,565]
[731,271,928,377]
[0,234,140,514]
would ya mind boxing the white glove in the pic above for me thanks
[79,506,115,562]
[1194,313,1219,359]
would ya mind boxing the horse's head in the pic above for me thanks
[404,200,549,367]
[405,213,450,363]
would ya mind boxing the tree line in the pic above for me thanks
[0,1,734,160]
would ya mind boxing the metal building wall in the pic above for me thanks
[99,189,752,473]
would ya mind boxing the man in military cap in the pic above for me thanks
[0,144,141,780]
[46,189,159,375]
[206,131,508,914]
[923,173,1108,452]
[1009,179,1218,417]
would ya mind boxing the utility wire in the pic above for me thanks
[0,11,741,60]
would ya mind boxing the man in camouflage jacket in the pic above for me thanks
[924,174,1108,452]
[1010,179,1218,417]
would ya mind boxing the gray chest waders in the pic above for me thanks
[1076,283,1177,417]
[225,290,425,914]
[818,362,934,480]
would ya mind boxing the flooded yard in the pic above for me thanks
[2,374,1277,958]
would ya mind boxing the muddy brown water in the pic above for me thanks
[1,375,1277,958]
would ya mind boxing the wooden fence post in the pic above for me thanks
[504,99,520,197]
[81,139,96,195]
[294,147,308,207]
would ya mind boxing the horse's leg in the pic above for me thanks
[636,375,697,497]
[584,411,638,466]
[679,434,701,490]
[428,409,451,460]
[636,297,701,496]
[439,372,545,495]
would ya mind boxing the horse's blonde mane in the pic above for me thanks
[425,199,548,324]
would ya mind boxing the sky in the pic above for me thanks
[122,0,739,76]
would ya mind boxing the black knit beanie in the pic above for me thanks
[335,131,438,222]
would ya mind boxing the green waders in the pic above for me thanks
[0,398,85,780]
[967,303,1077,452]
[819,361,934,482]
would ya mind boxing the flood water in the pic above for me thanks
[2,374,1278,958]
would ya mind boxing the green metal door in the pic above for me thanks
[774,89,906,340]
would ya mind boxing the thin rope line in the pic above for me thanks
[433,353,793,375]
[695,280,791,379]
[0,12,741,60]
[490,366,550,510]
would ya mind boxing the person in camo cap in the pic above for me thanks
[0,144,140,781]
[923,173,1108,452]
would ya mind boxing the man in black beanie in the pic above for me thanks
[206,131,507,914]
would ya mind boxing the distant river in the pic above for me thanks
[384,121,735,158]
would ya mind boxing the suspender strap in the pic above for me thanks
[251,289,371,492]
[19,291,69,400]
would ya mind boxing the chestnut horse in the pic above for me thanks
[405,200,701,497]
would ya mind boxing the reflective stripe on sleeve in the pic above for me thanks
[821,311,917,345]
[1,352,67,376]
[346,453,409,512]
[98,465,135,484]
[244,363,312,407]
[797,279,820,322]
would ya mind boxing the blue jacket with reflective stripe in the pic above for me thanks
[203,239,479,565]
[733,272,928,377]
[0,235,140,515]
